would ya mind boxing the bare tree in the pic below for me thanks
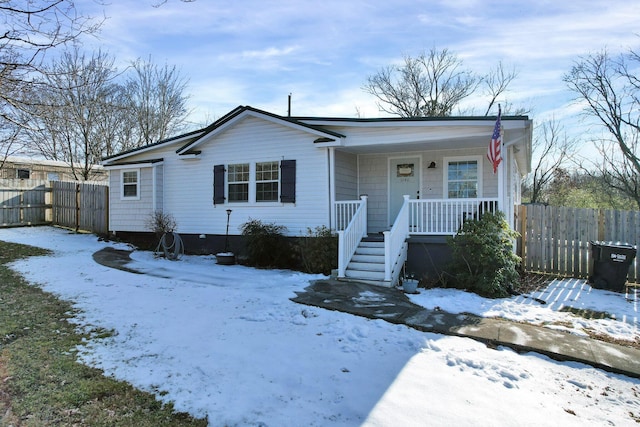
[482,62,522,116]
[363,47,519,117]
[124,57,190,147]
[24,47,191,177]
[0,120,23,168]
[580,139,640,209]
[522,119,576,204]
[0,1,101,165]
[24,48,123,180]
[564,47,640,208]
[152,0,196,6]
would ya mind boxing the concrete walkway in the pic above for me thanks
[93,247,640,379]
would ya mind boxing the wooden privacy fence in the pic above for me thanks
[517,204,640,283]
[0,179,51,227]
[51,181,109,234]
[0,179,109,234]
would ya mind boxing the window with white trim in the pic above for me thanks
[255,161,279,202]
[214,160,296,205]
[121,170,139,199]
[228,163,249,202]
[445,157,481,198]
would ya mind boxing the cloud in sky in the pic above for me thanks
[79,0,639,125]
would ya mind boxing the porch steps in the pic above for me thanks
[343,241,391,287]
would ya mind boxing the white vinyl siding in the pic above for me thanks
[106,113,526,236]
[358,154,388,232]
[154,164,164,211]
[109,166,155,232]
[108,116,330,236]
[334,151,358,200]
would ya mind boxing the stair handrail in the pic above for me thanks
[383,195,410,284]
[337,195,368,277]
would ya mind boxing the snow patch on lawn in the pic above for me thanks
[2,226,639,426]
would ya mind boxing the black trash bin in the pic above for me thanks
[589,241,637,292]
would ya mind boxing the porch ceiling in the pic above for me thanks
[314,118,533,173]
[333,131,531,175]
[335,135,486,154]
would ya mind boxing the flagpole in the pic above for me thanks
[498,127,505,215]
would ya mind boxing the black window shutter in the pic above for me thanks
[280,160,296,203]
[213,164,225,205]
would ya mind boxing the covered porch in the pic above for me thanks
[334,195,499,287]
[309,114,532,287]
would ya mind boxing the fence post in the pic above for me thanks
[75,183,80,232]
[518,204,527,266]
[598,209,605,241]
[19,187,24,224]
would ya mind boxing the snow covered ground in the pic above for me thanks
[1,226,639,426]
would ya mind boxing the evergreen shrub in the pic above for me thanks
[446,211,521,298]
[240,219,292,268]
[296,226,338,275]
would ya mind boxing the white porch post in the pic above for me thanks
[152,164,158,211]
[329,147,336,230]
[337,230,345,277]
[383,230,391,281]
[360,194,368,238]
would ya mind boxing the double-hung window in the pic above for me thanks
[446,157,480,198]
[228,163,249,202]
[255,161,279,202]
[215,160,295,205]
[121,170,140,199]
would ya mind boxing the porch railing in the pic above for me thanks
[334,196,500,285]
[334,199,365,231]
[407,197,499,235]
[337,196,367,277]
[383,195,410,284]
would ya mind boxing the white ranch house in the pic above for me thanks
[102,105,532,287]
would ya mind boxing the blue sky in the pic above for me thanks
[79,0,640,130]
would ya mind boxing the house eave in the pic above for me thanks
[179,151,202,160]
[102,159,164,169]
[313,137,345,147]
[297,115,530,128]
[102,131,205,164]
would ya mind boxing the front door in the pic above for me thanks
[389,157,421,227]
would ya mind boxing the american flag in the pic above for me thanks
[487,106,502,174]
